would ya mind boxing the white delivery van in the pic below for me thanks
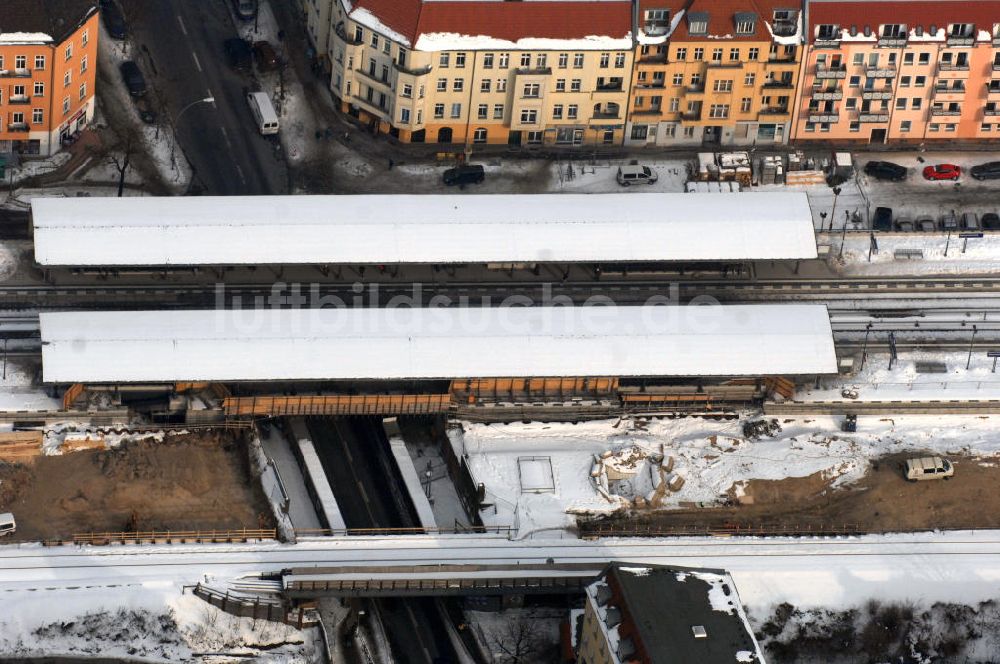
[246,91,279,135]
[0,513,15,537]
[904,456,954,482]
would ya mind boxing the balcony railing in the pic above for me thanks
[815,65,847,79]
[759,107,790,116]
[763,80,795,89]
[861,90,893,100]
[865,67,897,78]
[772,21,798,37]
[632,107,664,116]
[591,111,621,120]
[984,108,1000,116]
[877,36,907,48]
[930,108,962,116]
[351,94,390,118]
[0,68,31,78]
[594,83,624,92]
[939,63,970,72]
[681,111,701,121]
[635,81,666,89]
[812,90,843,100]
[355,68,392,88]
[514,67,552,76]
[808,113,839,123]
[992,62,1000,72]
[6,122,29,132]
[814,38,841,48]
[334,22,362,46]
[858,113,890,122]
[946,35,975,47]
[8,95,30,105]
[393,61,431,76]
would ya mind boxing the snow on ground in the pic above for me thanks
[452,415,1000,535]
[97,26,192,193]
[0,241,16,280]
[0,361,61,412]
[0,580,319,661]
[829,230,1000,276]
[801,350,1000,402]
[404,436,470,530]
[549,157,691,194]
[467,607,563,663]
[2,152,71,186]
[40,421,177,455]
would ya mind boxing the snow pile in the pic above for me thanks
[4,151,71,186]
[0,361,62,412]
[453,415,1000,534]
[0,33,53,44]
[0,241,18,281]
[41,422,180,455]
[415,32,633,51]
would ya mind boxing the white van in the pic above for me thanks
[246,91,279,135]
[617,164,658,186]
[904,456,954,482]
[0,513,15,537]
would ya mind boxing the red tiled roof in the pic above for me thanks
[807,0,1000,39]
[671,0,797,41]
[351,0,633,46]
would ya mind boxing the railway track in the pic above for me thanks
[765,399,1000,415]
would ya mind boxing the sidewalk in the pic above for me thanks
[259,424,321,530]
[29,129,103,187]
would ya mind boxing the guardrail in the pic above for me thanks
[580,523,869,538]
[295,526,513,537]
[61,528,277,546]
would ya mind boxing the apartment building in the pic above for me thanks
[574,563,764,664]
[626,0,803,148]
[793,0,1000,143]
[320,0,634,146]
[1,0,99,156]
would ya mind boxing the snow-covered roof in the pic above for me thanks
[39,304,837,382]
[31,193,818,266]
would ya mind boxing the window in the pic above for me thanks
[527,130,543,144]
[499,53,509,68]
[473,128,487,143]
[399,108,411,123]
[33,81,44,96]
[929,123,940,132]
[709,104,729,118]
[690,72,702,86]
[615,53,626,68]
[455,53,466,68]
[552,104,563,119]
[520,109,538,124]
[483,53,494,69]
[713,80,733,92]
[853,53,864,66]
[845,98,857,110]
[62,97,70,114]
[571,79,582,92]
[631,125,649,140]
[80,55,88,73]
[895,98,906,110]
[555,78,566,92]
[675,47,687,60]
[915,75,926,86]
[567,104,578,119]
[669,97,679,111]
[693,48,704,61]
[493,103,504,119]
[480,79,491,93]
[689,19,708,34]
[644,8,671,35]
[401,83,413,98]
[32,108,43,124]
[911,98,922,110]
[64,70,71,87]
[433,103,444,119]
[903,52,914,65]
[436,78,447,92]
[573,53,584,68]
[34,55,45,70]
[370,33,379,49]
[748,47,759,61]
[558,53,568,68]
[740,97,751,112]
[744,72,755,86]
[383,40,391,55]
[477,104,488,119]
[418,84,425,98]
[805,122,815,132]
[729,47,740,61]
[453,79,464,92]
[15,55,26,70]
[450,103,462,118]
[849,75,861,88]
[497,78,507,92]
[672,73,683,85]
[12,112,24,125]
[536,54,547,69]
[381,64,389,82]
[683,126,695,138]
[520,53,531,67]
[663,123,675,137]
[712,48,723,62]
[849,121,860,132]
[900,120,911,132]
[600,53,610,68]
[736,19,754,34]
[354,26,364,42]
[945,123,956,132]
[78,82,86,100]
[522,83,540,98]
[900,76,911,87]
[81,29,89,46]
[64,44,72,61]
[918,52,930,65]
[439,53,450,68]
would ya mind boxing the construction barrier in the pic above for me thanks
[71,528,277,546]
[224,394,451,417]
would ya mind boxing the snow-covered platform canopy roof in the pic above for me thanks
[40,304,837,383]
[31,193,817,267]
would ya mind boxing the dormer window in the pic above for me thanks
[735,12,756,35]
[644,8,671,36]
[772,9,798,37]
[688,12,709,35]
[880,24,906,38]
[948,22,974,38]
[816,24,839,40]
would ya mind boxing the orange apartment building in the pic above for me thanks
[626,0,803,147]
[793,0,1000,144]
[1,0,99,156]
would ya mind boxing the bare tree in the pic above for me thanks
[490,618,543,664]
[104,125,143,197]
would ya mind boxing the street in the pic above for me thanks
[128,0,289,194]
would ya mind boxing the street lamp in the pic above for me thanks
[829,186,842,231]
[171,96,215,169]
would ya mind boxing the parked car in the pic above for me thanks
[916,216,936,232]
[135,96,157,124]
[939,213,960,231]
[119,61,147,97]
[443,164,485,187]
[864,160,907,182]
[0,512,14,537]
[872,206,893,231]
[617,164,658,186]
[232,0,258,19]
[253,41,279,71]
[224,38,253,70]
[894,218,914,232]
[982,212,1000,230]
[100,0,127,39]
[903,456,953,482]
[970,161,1000,181]
[961,212,980,230]
[923,163,961,181]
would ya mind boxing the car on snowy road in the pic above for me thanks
[904,456,953,482]
[982,212,1000,230]
[916,216,936,232]
[119,61,147,97]
[864,160,907,182]
[971,161,1000,180]
[0,513,14,537]
[923,163,961,181]
[872,206,893,231]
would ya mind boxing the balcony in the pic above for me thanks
[594,83,625,93]
[860,90,893,100]
[590,111,621,121]
[635,81,666,89]
[858,113,890,122]
[355,68,392,90]
[815,65,847,79]
[0,68,31,78]
[814,38,841,49]
[772,20,798,37]
[985,107,1000,116]
[350,93,390,119]
[865,66,897,78]
[933,87,966,102]
[514,67,552,76]
[808,113,839,123]
[992,62,1000,72]
[334,21,362,46]
[763,80,795,89]
[938,62,970,72]
[759,107,791,118]
[812,90,843,100]
[632,107,665,116]
[877,36,907,48]
[393,61,431,77]
[946,35,975,47]
[6,122,29,132]
[638,53,667,64]
[930,108,962,116]
[681,111,701,121]
[8,95,30,105]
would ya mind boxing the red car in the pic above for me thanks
[923,164,961,181]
